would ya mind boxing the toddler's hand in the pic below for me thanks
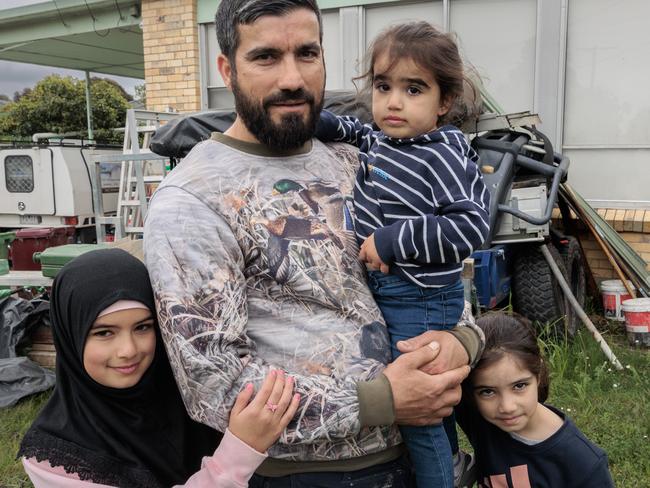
[359,233,390,274]
[228,370,300,453]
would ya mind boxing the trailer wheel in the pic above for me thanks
[560,236,586,337]
[512,244,568,334]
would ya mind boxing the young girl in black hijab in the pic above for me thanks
[19,248,299,487]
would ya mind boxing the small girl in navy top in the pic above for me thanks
[457,313,614,488]
[316,21,489,488]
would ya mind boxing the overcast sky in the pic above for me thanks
[0,61,141,99]
[0,1,141,98]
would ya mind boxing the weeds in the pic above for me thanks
[540,324,650,487]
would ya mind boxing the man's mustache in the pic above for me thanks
[263,89,315,110]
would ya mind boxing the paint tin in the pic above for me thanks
[600,280,635,321]
[621,298,650,348]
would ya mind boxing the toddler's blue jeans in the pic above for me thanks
[367,271,465,488]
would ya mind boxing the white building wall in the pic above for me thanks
[450,0,537,114]
[563,0,650,207]
[198,0,649,207]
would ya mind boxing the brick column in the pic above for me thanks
[141,0,201,113]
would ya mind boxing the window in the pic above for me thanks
[5,155,34,193]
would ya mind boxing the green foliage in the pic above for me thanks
[134,83,147,106]
[0,75,129,143]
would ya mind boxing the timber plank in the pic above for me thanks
[633,210,645,233]
[614,209,626,232]
[624,209,635,232]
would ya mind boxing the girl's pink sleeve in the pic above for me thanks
[22,429,266,488]
[22,457,114,487]
[175,428,267,488]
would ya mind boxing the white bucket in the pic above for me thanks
[600,280,635,321]
[622,298,650,348]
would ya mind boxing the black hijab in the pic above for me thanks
[18,248,220,487]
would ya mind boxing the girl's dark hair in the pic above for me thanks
[469,312,550,402]
[357,21,481,127]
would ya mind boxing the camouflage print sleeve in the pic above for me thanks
[445,301,485,368]
[144,187,364,443]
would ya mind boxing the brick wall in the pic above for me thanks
[562,208,650,282]
[581,231,650,281]
[141,0,201,113]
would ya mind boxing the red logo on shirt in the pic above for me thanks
[479,465,531,488]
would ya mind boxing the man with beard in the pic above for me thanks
[144,1,483,486]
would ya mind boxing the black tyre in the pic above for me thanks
[560,236,586,337]
[512,244,568,333]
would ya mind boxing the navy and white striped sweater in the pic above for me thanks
[317,110,490,288]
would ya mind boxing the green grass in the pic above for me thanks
[1,323,649,487]
[0,391,50,488]
[539,324,650,487]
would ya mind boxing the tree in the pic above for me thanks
[96,76,133,103]
[0,75,130,143]
[134,83,146,107]
[13,87,31,102]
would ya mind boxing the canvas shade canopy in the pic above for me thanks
[0,0,144,140]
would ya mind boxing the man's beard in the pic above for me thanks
[231,76,324,151]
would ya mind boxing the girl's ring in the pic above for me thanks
[265,402,279,412]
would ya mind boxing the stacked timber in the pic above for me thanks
[27,323,55,369]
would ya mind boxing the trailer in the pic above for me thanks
[0,134,122,242]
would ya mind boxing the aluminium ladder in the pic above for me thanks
[91,109,180,242]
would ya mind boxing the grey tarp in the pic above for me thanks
[0,357,54,408]
[0,296,54,407]
[0,296,49,358]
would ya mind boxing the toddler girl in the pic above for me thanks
[457,313,614,487]
[316,21,489,488]
[19,248,299,487]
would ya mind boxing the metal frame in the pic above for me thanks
[199,23,211,111]
[339,7,365,89]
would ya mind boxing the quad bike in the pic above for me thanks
[469,124,586,337]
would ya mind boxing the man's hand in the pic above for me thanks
[359,233,389,274]
[383,343,470,426]
[397,330,469,375]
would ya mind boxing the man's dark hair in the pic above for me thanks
[215,0,323,64]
